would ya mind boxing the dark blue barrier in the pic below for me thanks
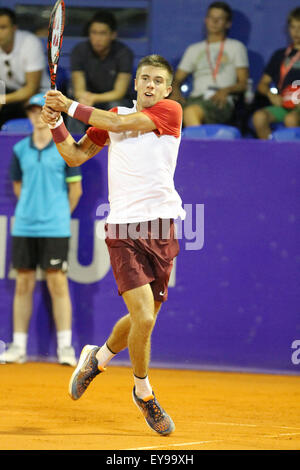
[0,135,299,374]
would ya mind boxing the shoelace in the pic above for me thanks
[145,399,164,422]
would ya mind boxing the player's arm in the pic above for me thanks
[44,90,157,133]
[41,106,108,167]
[56,132,107,167]
[5,71,42,105]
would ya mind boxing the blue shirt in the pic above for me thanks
[10,135,82,237]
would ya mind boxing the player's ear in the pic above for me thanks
[164,86,172,98]
[134,78,137,92]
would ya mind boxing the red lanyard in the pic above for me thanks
[279,44,300,91]
[206,40,225,82]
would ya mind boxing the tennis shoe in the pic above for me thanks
[132,386,175,435]
[68,345,104,400]
[0,343,27,364]
[57,346,77,367]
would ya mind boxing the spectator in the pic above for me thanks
[70,10,134,112]
[0,8,49,129]
[0,94,82,366]
[171,2,249,127]
[252,8,300,139]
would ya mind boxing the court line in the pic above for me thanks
[205,422,300,431]
[125,440,223,451]
[206,421,257,427]
[278,426,300,430]
[264,432,300,439]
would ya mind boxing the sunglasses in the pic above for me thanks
[4,60,13,79]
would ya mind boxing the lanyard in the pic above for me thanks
[278,44,300,91]
[206,39,225,82]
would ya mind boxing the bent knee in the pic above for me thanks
[131,310,155,331]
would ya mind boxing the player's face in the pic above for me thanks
[289,19,300,46]
[27,106,48,130]
[0,15,16,49]
[89,22,116,54]
[205,8,231,36]
[135,66,172,108]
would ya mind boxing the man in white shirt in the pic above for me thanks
[41,54,185,436]
[172,1,249,127]
[0,8,49,129]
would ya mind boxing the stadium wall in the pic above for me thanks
[0,134,299,374]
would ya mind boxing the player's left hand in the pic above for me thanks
[44,90,72,113]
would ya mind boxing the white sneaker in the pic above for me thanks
[57,346,77,367]
[0,343,27,364]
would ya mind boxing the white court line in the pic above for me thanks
[206,421,257,428]
[206,422,300,431]
[125,440,223,451]
[278,426,300,430]
[264,432,300,439]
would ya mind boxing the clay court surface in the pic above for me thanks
[0,363,299,450]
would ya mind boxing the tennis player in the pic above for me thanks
[42,54,185,436]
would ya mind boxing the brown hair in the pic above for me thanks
[288,7,300,25]
[207,2,232,22]
[136,54,174,86]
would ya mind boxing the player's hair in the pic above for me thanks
[207,2,233,22]
[288,7,300,25]
[0,7,17,25]
[85,10,117,34]
[136,55,174,86]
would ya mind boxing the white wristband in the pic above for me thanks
[48,115,63,129]
[68,101,79,118]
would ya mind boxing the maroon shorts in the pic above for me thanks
[105,218,179,302]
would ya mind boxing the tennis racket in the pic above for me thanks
[47,0,65,90]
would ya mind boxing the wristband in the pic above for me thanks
[68,101,94,124]
[48,115,63,129]
[50,119,69,144]
[68,101,79,118]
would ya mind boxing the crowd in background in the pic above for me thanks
[1,2,300,139]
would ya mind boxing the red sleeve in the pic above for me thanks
[86,127,109,146]
[141,99,182,138]
[85,108,118,146]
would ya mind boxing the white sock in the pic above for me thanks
[13,332,27,352]
[134,375,153,400]
[96,343,116,368]
[57,330,72,350]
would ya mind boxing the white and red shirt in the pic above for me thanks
[87,99,186,224]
